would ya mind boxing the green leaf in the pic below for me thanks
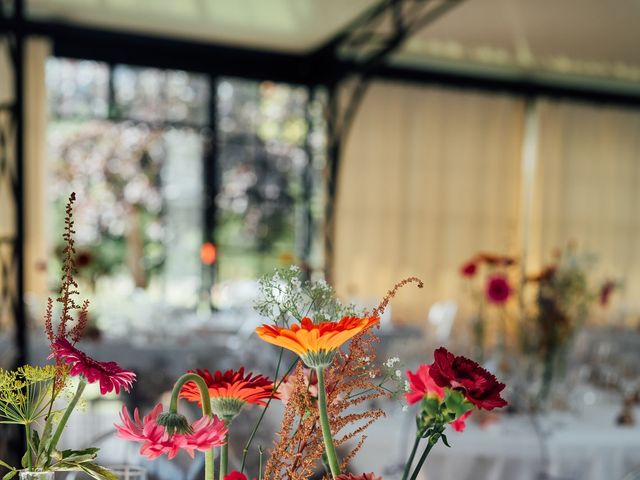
[2,470,17,480]
[20,450,29,469]
[441,433,451,448]
[30,430,40,452]
[37,417,54,459]
[59,448,100,460]
[0,459,16,471]
[443,389,474,418]
[79,462,118,480]
[421,396,441,417]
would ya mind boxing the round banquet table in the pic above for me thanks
[424,404,640,480]
[353,399,640,480]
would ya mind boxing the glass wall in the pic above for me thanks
[44,59,326,331]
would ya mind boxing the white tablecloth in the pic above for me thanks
[353,402,640,480]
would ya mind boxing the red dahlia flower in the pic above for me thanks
[52,338,136,394]
[115,404,227,459]
[429,347,507,411]
[485,274,512,304]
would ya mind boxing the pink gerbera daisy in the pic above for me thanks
[52,338,136,394]
[115,404,227,459]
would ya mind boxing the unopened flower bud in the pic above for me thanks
[157,412,193,435]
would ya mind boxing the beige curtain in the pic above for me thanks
[0,38,15,240]
[24,37,52,297]
[530,99,640,312]
[334,81,526,324]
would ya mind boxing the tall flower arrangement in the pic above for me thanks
[0,194,136,480]
[35,195,509,479]
[110,265,508,480]
[459,253,517,361]
[524,245,604,404]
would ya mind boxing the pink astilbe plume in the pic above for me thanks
[46,193,136,394]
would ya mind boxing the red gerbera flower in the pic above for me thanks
[180,368,277,418]
[429,347,507,411]
[485,274,512,304]
[52,338,136,395]
[460,261,478,278]
[115,404,227,459]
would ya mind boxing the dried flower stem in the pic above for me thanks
[371,276,424,318]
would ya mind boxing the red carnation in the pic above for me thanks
[460,261,478,278]
[429,347,507,411]
[485,274,512,304]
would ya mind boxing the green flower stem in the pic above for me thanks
[408,437,438,480]
[316,367,340,479]
[219,417,232,479]
[401,433,422,480]
[25,424,33,470]
[240,354,298,473]
[46,377,87,460]
[170,373,215,480]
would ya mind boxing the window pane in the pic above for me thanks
[46,58,109,118]
[113,65,209,125]
[215,78,316,284]
[45,59,210,330]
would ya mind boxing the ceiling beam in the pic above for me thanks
[1,12,639,108]
[0,17,313,84]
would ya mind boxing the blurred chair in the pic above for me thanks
[427,300,457,343]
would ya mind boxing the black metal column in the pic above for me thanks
[13,0,26,367]
[200,75,218,305]
[0,0,27,469]
[0,0,27,367]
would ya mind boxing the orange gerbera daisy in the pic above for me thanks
[256,316,379,367]
[180,368,277,419]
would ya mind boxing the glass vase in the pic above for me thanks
[110,466,147,480]
[19,472,54,480]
